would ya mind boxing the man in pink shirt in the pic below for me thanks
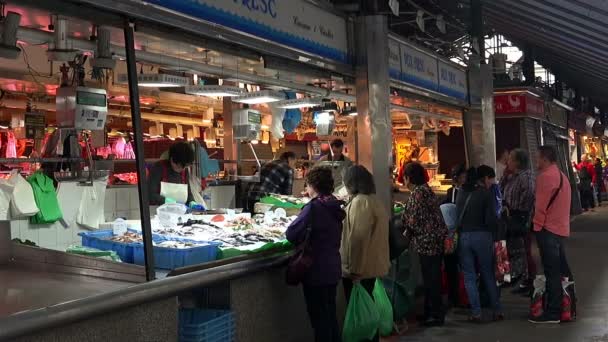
[529,146,574,324]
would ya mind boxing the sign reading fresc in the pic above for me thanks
[142,0,349,63]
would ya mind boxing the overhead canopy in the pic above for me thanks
[482,0,608,103]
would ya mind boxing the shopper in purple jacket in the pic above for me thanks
[286,167,345,342]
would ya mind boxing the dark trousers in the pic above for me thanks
[444,253,460,306]
[419,254,444,320]
[580,188,594,209]
[536,229,573,320]
[343,278,379,342]
[524,232,537,285]
[303,284,340,342]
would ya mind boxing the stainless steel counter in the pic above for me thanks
[0,266,133,317]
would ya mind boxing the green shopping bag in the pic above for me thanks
[343,283,380,342]
[373,278,394,336]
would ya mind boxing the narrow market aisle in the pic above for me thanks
[400,206,608,342]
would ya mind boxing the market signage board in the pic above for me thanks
[389,37,468,102]
[140,0,349,63]
[24,112,45,139]
[388,39,401,80]
[438,61,468,101]
[494,93,544,119]
[399,44,439,92]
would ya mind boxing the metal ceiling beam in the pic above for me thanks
[487,15,608,74]
[533,52,608,85]
[485,5,608,59]
[486,0,608,49]
[496,33,608,80]
[531,52,608,98]
[495,0,608,35]
[491,25,608,82]
[542,0,608,24]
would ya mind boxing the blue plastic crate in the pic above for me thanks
[133,237,221,269]
[179,309,235,342]
[79,230,140,263]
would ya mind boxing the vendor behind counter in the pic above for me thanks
[246,151,296,212]
[148,142,195,205]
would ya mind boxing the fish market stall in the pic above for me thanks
[85,203,299,273]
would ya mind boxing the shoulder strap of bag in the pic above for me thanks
[457,193,472,230]
[301,199,315,246]
[546,171,564,211]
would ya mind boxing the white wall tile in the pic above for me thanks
[115,188,130,211]
[20,220,39,244]
[10,221,20,239]
[129,188,141,210]
[36,225,57,249]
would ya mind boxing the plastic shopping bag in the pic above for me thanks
[343,283,379,342]
[530,275,547,319]
[561,278,577,322]
[494,240,512,285]
[373,278,394,337]
[10,173,39,218]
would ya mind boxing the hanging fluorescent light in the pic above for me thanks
[185,85,244,97]
[117,73,189,87]
[311,102,339,114]
[553,99,573,111]
[275,97,324,109]
[232,90,283,104]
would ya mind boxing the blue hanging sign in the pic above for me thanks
[141,0,349,63]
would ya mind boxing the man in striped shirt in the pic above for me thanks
[247,151,296,211]
[501,148,536,293]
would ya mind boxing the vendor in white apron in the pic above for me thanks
[148,142,194,208]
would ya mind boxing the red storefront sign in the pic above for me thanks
[494,93,544,118]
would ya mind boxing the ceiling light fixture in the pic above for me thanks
[275,97,324,109]
[117,73,189,88]
[232,90,284,104]
[185,85,244,97]
[311,101,339,114]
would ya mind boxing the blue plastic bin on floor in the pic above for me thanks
[79,230,140,263]
[179,309,235,342]
[133,237,221,269]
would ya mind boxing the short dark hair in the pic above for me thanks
[451,163,467,181]
[343,165,376,195]
[538,145,557,163]
[169,142,194,166]
[463,167,479,191]
[404,162,427,186]
[306,167,334,195]
[477,165,496,179]
[330,139,344,148]
[510,148,530,170]
[279,151,296,161]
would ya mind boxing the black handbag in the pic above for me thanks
[503,210,530,237]
[285,204,314,286]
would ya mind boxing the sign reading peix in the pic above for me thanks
[142,0,348,63]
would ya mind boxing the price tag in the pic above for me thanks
[112,218,128,236]
[225,209,236,220]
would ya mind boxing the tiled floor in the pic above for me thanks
[394,206,608,342]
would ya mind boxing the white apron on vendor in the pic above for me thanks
[148,160,193,209]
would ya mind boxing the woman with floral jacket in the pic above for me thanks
[402,162,448,327]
